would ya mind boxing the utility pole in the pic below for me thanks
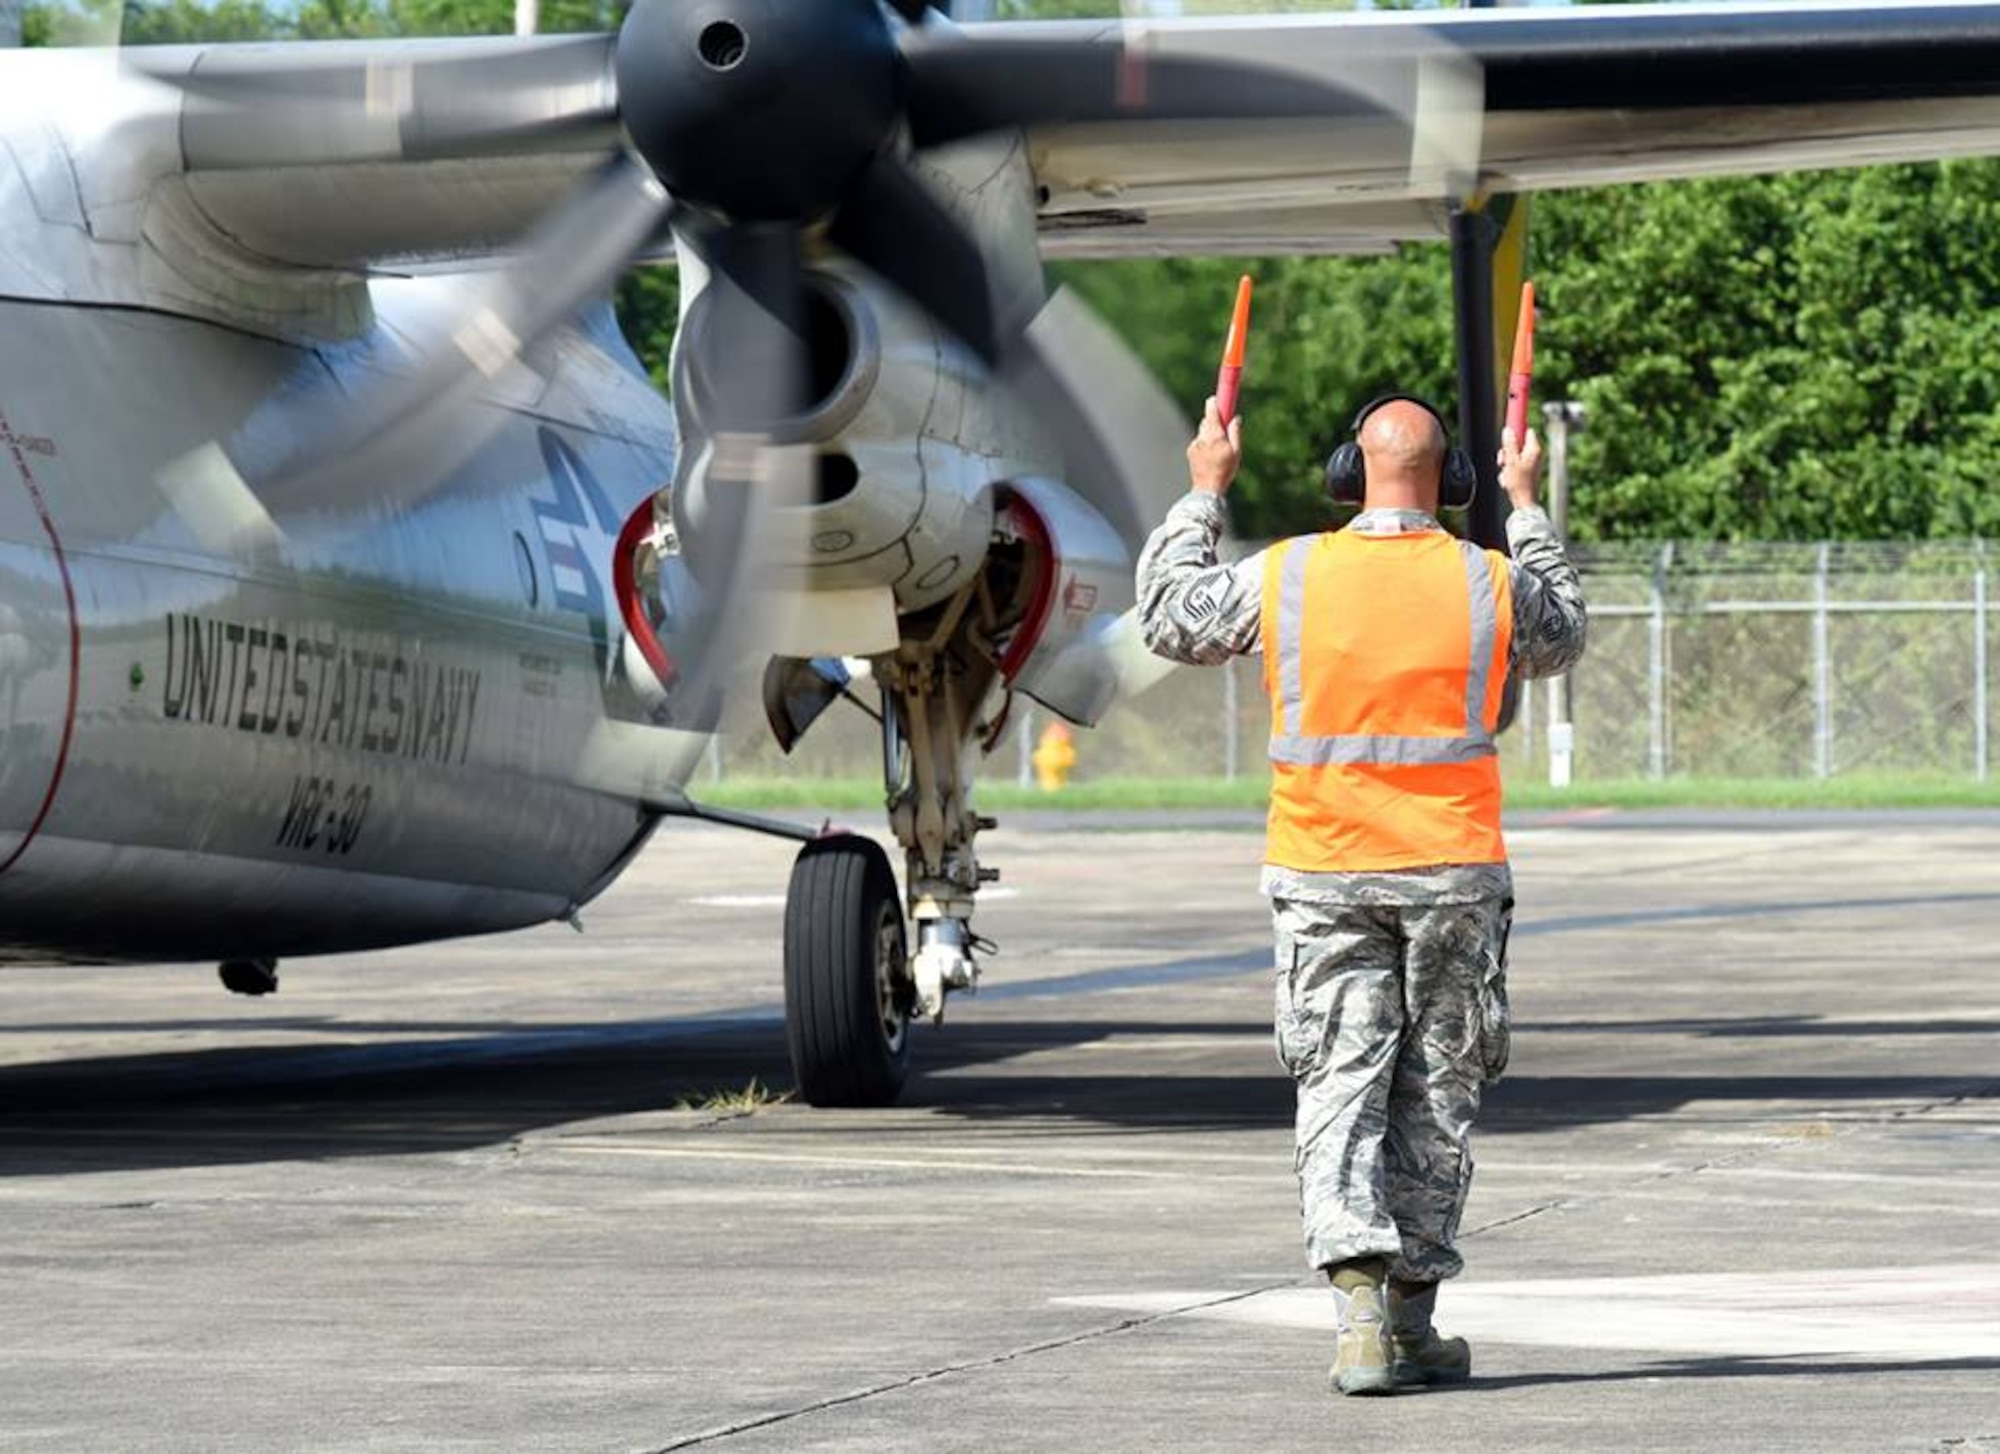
[514,0,537,37]
[1543,400,1585,787]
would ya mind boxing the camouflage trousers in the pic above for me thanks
[1270,895,1513,1282]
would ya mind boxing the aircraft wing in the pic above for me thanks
[100,2,2000,275]
[979,2,2000,258]
[132,36,623,271]
[28,2,2000,330]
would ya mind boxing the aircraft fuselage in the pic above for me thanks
[0,293,698,964]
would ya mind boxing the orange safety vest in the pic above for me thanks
[1260,527,1515,873]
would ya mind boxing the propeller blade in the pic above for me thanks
[579,217,816,742]
[681,221,811,435]
[830,157,1183,559]
[251,152,672,522]
[662,219,817,706]
[1004,285,1190,553]
[907,40,1372,142]
[827,150,1009,365]
[902,24,1484,199]
[816,140,1183,548]
[129,37,620,167]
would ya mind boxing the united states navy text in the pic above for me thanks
[161,614,481,765]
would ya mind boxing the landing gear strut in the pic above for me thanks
[783,834,915,1107]
[768,556,1027,1102]
[874,585,1006,1023]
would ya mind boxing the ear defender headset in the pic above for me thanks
[1323,394,1479,511]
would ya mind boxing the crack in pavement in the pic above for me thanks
[1461,1080,1998,1241]
[1460,1139,1793,1241]
[640,1280,1307,1451]
[645,1080,2000,1447]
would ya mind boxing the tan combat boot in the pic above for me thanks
[1388,1279,1472,1387]
[1328,1259,1397,1396]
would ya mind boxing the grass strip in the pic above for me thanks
[696,773,2000,814]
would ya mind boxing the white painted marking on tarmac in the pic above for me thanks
[551,1141,1246,1181]
[1707,1166,2000,1193]
[688,888,1020,908]
[1075,1035,1270,1053]
[1057,1265,2000,1362]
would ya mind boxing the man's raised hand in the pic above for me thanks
[1499,425,1544,511]
[1187,395,1243,498]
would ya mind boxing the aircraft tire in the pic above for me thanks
[783,834,912,1108]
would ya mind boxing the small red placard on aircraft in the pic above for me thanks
[1062,575,1098,623]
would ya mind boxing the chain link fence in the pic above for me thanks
[1535,540,1992,783]
[711,540,1996,785]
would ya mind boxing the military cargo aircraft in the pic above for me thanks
[5,0,2000,1106]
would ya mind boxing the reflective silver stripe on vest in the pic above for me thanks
[1269,533,1501,767]
[1459,539,1498,739]
[1276,539,1309,738]
[1269,732,1497,766]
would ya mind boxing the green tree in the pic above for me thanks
[1531,163,2000,541]
[22,0,625,46]
[1054,253,1458,538]
[1064,161,2000,543]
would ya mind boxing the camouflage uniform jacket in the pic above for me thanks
[1135,495,1588,906]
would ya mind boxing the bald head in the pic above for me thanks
[1357,399,1447,513]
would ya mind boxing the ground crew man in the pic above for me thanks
[1136,394,1587,1395]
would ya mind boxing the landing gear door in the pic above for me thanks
[763,655,852,754]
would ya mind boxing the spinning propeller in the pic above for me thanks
[138,0,1488,712]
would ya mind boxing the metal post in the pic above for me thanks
[1543,401,1577,542]
[1449,207,1508,555]
[1222,657,1241,781]
[1648,544,1670,781]
[514,0,538,35]
[1543,402,1582,788]
[1547,682,1573,787]
[1813,542,1833,780]
[1976,542,1989,784]
[1016,705,1034,790]
[1520,677,1535,766]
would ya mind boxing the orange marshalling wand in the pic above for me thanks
[1505,280,1536,444]
[1215,275,1254,425]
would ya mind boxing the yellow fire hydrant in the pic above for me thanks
[1031,721,1077,792]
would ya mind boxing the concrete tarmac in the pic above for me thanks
[1,812,1996,1452]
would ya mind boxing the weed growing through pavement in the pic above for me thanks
[674,1078,793,1114]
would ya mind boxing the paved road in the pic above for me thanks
[2,814,1997,1451]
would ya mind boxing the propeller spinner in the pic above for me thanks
[615,0,903,225]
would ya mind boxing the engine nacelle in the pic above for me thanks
[670,249,1038,659]
[994,477,1134,728]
